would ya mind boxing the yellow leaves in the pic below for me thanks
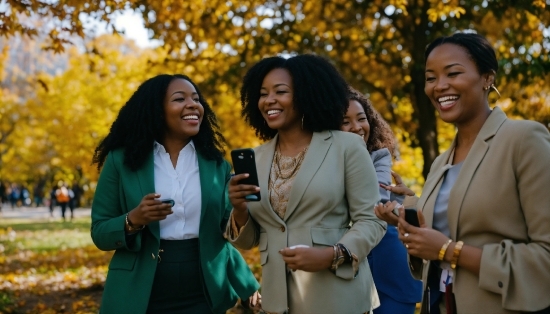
[532,0,546,9]
[427,0,466,22]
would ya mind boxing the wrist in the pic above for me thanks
[443,242,456,262]
[125,212,144,231]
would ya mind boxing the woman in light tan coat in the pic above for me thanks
[390,33,550,313]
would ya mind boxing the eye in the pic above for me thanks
[342,121,349,125]
[193,98,200,103]
[448,72,461,77]
[259,93,267,97]
[425,77,435,82]
[359,117,367,121]
[276,90,288,94]
[174,97,185,102]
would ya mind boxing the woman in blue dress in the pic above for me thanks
[341,87,422,314]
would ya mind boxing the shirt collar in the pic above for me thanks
[153,140,196,155]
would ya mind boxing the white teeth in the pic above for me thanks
[182,115,198,120]
[267,110,282,115]
[438,96,458,108]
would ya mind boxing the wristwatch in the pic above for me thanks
[125,213,145,231]
[330,245,345,272]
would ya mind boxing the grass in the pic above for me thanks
[0,215,260,314]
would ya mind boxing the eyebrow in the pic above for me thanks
[171,91,198,97]
[261,83,291,89]
[425,63,464,73]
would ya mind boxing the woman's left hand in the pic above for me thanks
[397,207,451,261]
[279,246,333,272]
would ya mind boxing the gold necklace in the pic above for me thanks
[274,146,308,180]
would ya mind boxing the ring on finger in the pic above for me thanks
[405,243,409,249]
[404,233,410,237]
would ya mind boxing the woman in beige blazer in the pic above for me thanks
[227,54,386,314]
[393,33,550,313]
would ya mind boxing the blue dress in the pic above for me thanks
[368,148,422,314]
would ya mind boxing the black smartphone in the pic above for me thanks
[404,208,420,227]
[159,198,175,207]
[230,148,261,202]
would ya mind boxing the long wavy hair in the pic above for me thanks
[92,74,225,171]
[348,87,396,155]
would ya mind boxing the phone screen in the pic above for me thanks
[404,208,420,227]
[230,148,261,201]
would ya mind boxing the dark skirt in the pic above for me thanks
[146,238,213,314]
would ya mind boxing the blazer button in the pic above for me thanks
[115,241,122,246]
[151,253,156,260]
[280,226,285,232]
[498,281,503,288]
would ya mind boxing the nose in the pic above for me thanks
[434,77,449,92]
[349,121,361,133]
[264,92,276,104]
[184,99,199,108]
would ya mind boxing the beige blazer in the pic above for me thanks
[228,130,386,314]
[413,107,550,313]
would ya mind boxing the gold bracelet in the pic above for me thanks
[125,213,145,231]
[450,241,464,269]
[438,239,452,261]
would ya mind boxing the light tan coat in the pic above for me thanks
[228,130,386,314]
[414,107,550,313]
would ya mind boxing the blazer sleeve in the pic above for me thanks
[336,135,386,279]
[478,122,550,310]
[371,148,393,203]
[91,152,143,252]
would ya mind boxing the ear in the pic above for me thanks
[483,71,496,86]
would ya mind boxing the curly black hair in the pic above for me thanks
[92,74,225,171]
[241,54,349,140]
[348,87,396,155]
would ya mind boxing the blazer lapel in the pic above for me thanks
[284,131,332,221]
[256,136,285,223]
[135,150,160,241]
[447,107,507,239]
[197,154,214,225]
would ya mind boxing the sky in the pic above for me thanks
[112,9,158,48]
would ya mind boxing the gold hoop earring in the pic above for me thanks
[301,115,304,130]
[490,84,501,98]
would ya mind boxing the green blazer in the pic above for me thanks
[91,148,259,314]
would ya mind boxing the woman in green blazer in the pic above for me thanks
[91,74,259,314]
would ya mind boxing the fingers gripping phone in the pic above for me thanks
[231,148,261,202]
[404,208,420,227]
[160,199,175,207]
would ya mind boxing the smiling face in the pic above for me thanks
[341,100,370,144]
[258,68,301,132]
[424,43,493,125]
[163,78,204,143]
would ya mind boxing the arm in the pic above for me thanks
[371,148,392,203]
[478,123,550,309]
[90,152,143,252]
[337,136,387,279]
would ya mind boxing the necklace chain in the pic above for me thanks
[274,145,308,180]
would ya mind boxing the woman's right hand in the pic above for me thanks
[380,171,415,196]
[228,174,259,228]
[228,174,260,213]
[127,193,173,227]
[374,200,401,226]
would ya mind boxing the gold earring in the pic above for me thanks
[301,115,304,130]
[490,84,501,98]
